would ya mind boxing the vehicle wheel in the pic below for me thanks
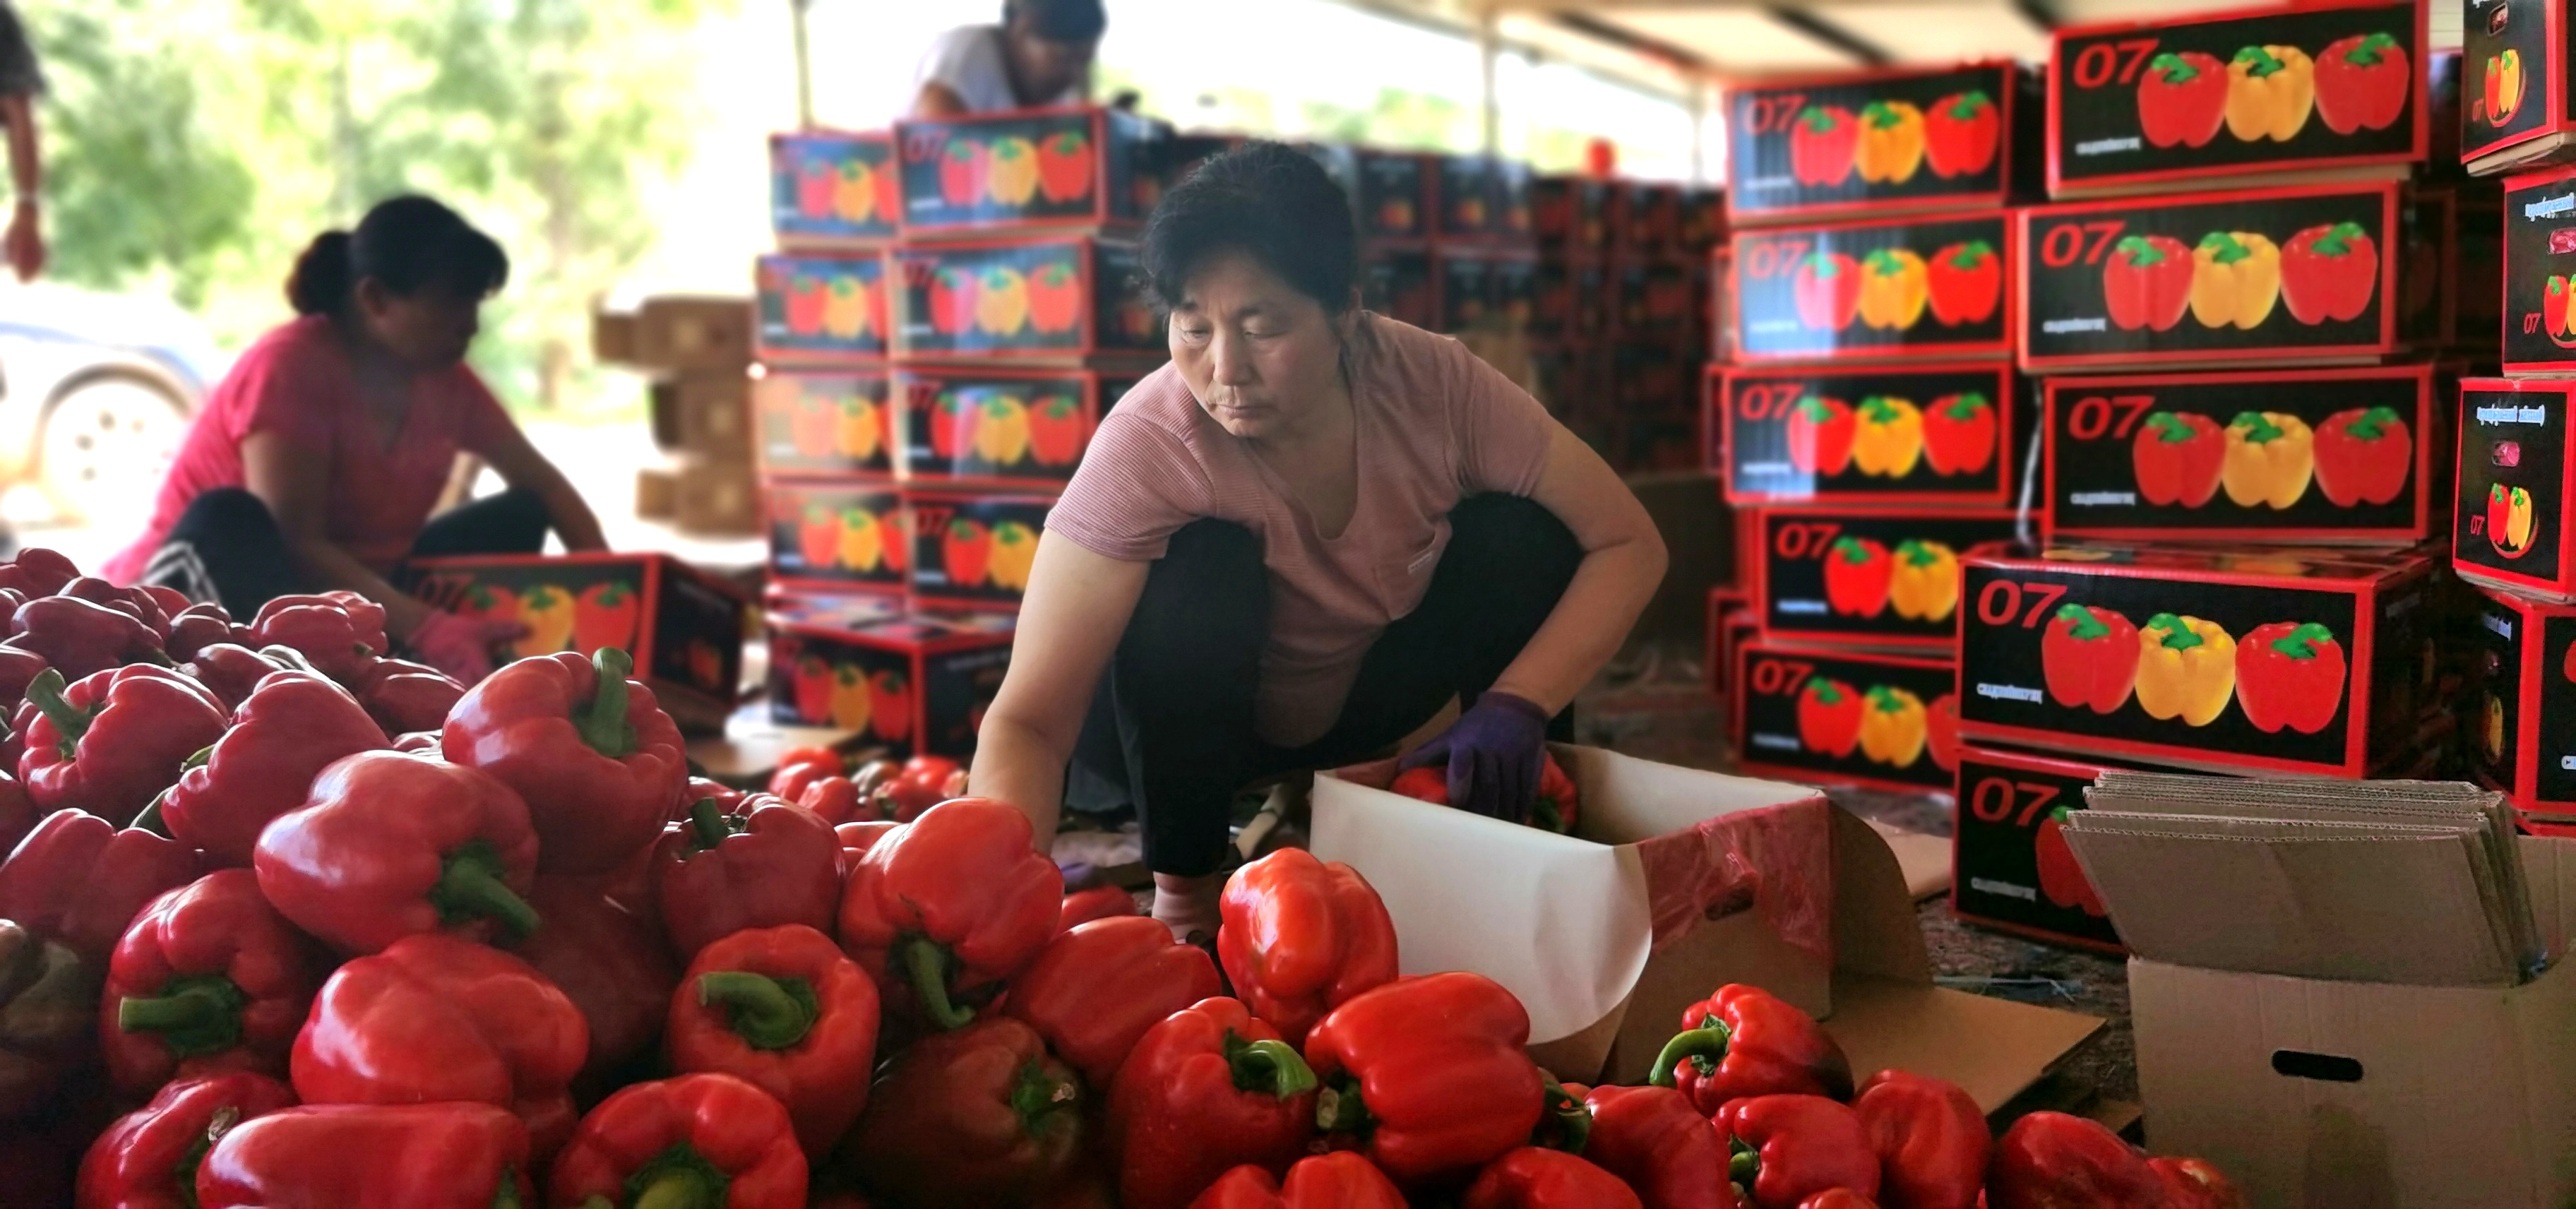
[38,372,191,528]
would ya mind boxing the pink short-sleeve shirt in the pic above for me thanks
[1044,315,1558,747]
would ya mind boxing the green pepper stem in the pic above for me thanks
[1537,1076,1592,1155]
[1316,1079,1373,1134]
[492,1169,523,1209]
[899,935,977,1030]
[688,798,729,850]
[131,795,171,839]
[580,648,638,759]
[697,971,818,1051]
[1008,1060,1081,1130]
[117,975,248,1057]
[1647,1027,1734,1088]
[1226,1035,1319,1100]
[633,1174,708,1209]
[434,842,541,939]
[23,668,88,760]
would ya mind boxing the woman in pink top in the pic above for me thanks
[107,196,604,681]
[972,145,1668,936]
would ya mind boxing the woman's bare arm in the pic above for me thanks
[242,431,440,637]
[969,532,1149,849]
[1486,424,1669,713]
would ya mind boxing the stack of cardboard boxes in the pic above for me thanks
[1528,175,1725,473]
[597,295,763,536]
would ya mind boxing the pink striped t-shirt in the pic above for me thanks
[1044,315,1557,747]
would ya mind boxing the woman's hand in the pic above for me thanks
[408,610,528,684]
[1397,691,1551,822]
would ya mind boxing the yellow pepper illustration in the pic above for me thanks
[1859,686,1928,768]
[514,585,577,657]
[839,506,883,572]
[1856,101,1927,184]
[2188,232,2280,330]
[2134,613,2238,727]
[2220,411,2315,510]
[988,520,1040,590]
[1851,396,1924,478]
[984,136,1042,206]
[976,267,1031,336]
[830,663,873,732]
[2224,45,2316,142]
[1888,540,1960,622]
[974,394,1032,465]
[1858,249,1930,330]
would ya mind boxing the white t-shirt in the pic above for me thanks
[914,25,1081,114]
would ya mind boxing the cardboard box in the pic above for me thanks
[2130,837,2576,1209]
[1361,246,1436,331]
[2464,583,2576,821]
[1733,638,1962,794]
[1433,249,1538,333]
[635,297,753,371]
[2464,0,2576,176]
[656,372,751,457]
[1705,585,1750,702]
[767,479,907,592]
[592,309,638,365]
[1957,545,2437,776]
[2417,183,2505,351]
[404,552,747,732]
[1313,746,2104,1099]
[1730,209,2013,363]
[1533,176,1613,252]
[1949,744,2128,954]
[905,489,1051,612]
[1715,360,2024,506]
[673,456,760,537]
[770,129,898,247]
[2502,165,2576,372]
[2041,364,2440,544]
[765,601,1013,758]
[893,364,1140,488]
[1678,186,1726,256]
[1356,150,1432,244]
[635,465,677,520]
[2455,376,2576,600]
[754,254,887,364]
[890,106,1167,234]
[752,369,895,480]
[1614,258,1698,343]
[2045,0,2428,198]
[1433,154,1534,243]
[1756,506,2021,648]
[888,236,1157,361]
[1726,60,2031,225]
[2016,181,2408,371]
[1614,181,1680,252]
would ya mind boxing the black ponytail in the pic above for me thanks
[282,195,509,318]
[286,231,354,316]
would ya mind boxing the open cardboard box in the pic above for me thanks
[1315,745,2102,1109]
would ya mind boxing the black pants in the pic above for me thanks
[138,486,551,617]
[1071,493,1584,877]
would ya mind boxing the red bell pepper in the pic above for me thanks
[2313,32,2409,134]
[2101,236,2193,332]
[0,547,78,597]
[2278,222,2378,326]
[1920,393,1996,477]
[837,797,1060,1031]
[0,769,30,857]
[510,877,677,1087]
[1784,396,1856,477]
[1060,885,1139,932]
[1796,1194,1873,1209]
[1578,1085,1731,1209]
[2311,406,2412,507]
[837,819,898,866]
[1850,1070,1986,1209]
[1534,753,1581,834]
[549,1073,807,1209]
[6,595,168,681]
[2035,806,2107,917]
[443,647,688,876]
[1820,537,1890,618]
[0,809,202,963]
[1654,984,1854,1111]
[883,753,965,822]
[2131,412,2225,507]
[1306,971,1546,1184]
[253,751,542,953]
[2149,1156,2246,1209]
[766,746,841,802]
[179,644,294,713]
[1107,996,1319,1209]
[1921,90,1998,178]
[1795,679,1865,758]
[1924,242,2000,327]
[102,869,326,1096]
[249,594,385,681]
[2134,52,2227,148]
[1189,1154,1408,1209]
[1986,1112,2169,1209]
[56,577,168,641]
[1791,254,1862,333]
[794,775,877,826]
[1787,107,1858,187]
[0,917,93,1121]
[2234,621,2346,735]
[76,1071,298,1209]
[847,1016,1085,1209]
[165,604,240,665]
[0,643,42,711]
[1463,1148,1642,1209]
[194,1102,536,1209]
[2040,605,2141,715]
[1712,1095,1878,1209]
[656,797,843,960]
[161,669,388,866]
[349,657,467,739]
[667,923,879,1155]
[20,666,228,826]
[1006,914,1220,1087]
[1216,848,1400,1049]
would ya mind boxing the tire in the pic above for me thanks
[38,371,192,528]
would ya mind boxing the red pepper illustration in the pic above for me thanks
[1925,240,2000,326]
[943,518,994,588]
[1787,106,1859,186]
[790,389,838,458]
[2236,621,2347,735]
[2041,604,2140,714]
[1784,395,1856,476]
[2135,52,2229,148]
[1921,392,1996,477]
[2488,49,2527,125]
[2488,484,2541,557]
[2279,222,2378,326]
[2548,278,2570,340]
[2313,32,2411,134]
[938,138,986,206]
[1796,678,1865,758]
[929,391,965,461]
[926,268,979,337]
[2311,406,2412,506]
[1791,252,1864,331]
[1926,693,1960,773]
[1036,129,1094,204]
[797,157,837,219]
[573,582,641,654]
[1027,394,1085,467]
[869,670,912,742]
[2034,806,2107,917]
[2101,235,2194,332]
[1820,537,1892,618]
[798,504,842,570]
[1922,90,1999,178]
[882,508,910,575]
[1026,261,1083,334]
[2132,412,2226,507]
[792,654,833,723]
[785,276,829,337]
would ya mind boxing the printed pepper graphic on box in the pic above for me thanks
[2485,49,2525,126]
[1822,537,1893,617]
[2042,604,2140,713]
[1922,90,1998,177]
[1921,393,1996,476]
[1789,106,1860,186]
[1857,249,1930,330]
[1036,129,1092,203]
[1793,254,1864,331]
[1888,540,1960,622]
[2133,412,2227,507]
[1796,678,1865,757]
[2133,612,2238,726]
[2034,807,2108,916]
[2313,32,2410,134]
[2235,621,2346,734]
[2311,406,2411,506]
[1785,396,1856,475]
[2278,222,2378,326]
[2188,232,2281,330]
[1925,241,2000,327]
[839,507,885,571]
[942,519,994,588]
[2219,411,2315,510]
[1850,396,1924,477]
[938,138,986,206]
[1027,394,1085,466]
[2224,45,2317,142]
[2548,278,2573,343]
[1855,101,1926,184]
[2101,236,2195,333]
[983,136,1041,206]
[1926,693,1960,771]
[2488,485,2538,556]
[2136,52,2229,149]
[1858,686,1928,768]
[1026,263,1083,335]
[838,392,885,462]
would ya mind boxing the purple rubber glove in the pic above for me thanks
[406,610,526,685]
[1398,690,1551,822]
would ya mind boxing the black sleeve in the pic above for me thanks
[0,3,45,99]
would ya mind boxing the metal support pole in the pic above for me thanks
[792,0,816,129]
[1477,7,1501,156]
[1690,77,1710,184]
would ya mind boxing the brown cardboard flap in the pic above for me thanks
[1831,806,1935,984]
[1825,975,2104,1114]
[1869,820,1954,900]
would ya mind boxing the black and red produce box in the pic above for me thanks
[770,129,898,246]
[893,364,1140,487]
[2015,181,2404,371]
[2412,183,2504,351]
[1757,506,2020,649]
[1731,638,1962,794]
[752,369,894,480]
[888,237,1158,360]
[1705,586,1750,702]
[2464,583,2576,823]
[766,597,1014,758]
[1957,544,2435,776]
[2041,364,2440,544]
[2462,0,2570,174]
[1729,210,2013,363]
[906,489,1051,612]
[1679,186,1727,255]
[2045,0,2428,197]
[766,479,907,593]
[2455,376,2576,600]
[1433,154,1534,243]
[1714,360,2024,506]
[1534,176,1613,252]
[1357,149,1432,244]
[890,106,1165,234]
[754,253,888,363]
[1950,745,2128,954]
[1362,246,1436,331]
[2502,165,2576,372]
[1613,258,1698,343]
[1726,60,2031,225]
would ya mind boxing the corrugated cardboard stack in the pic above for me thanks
[596,294,761,535]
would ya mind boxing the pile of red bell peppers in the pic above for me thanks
[0,544,2253,1205]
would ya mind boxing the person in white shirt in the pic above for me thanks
[911,0,1105,117]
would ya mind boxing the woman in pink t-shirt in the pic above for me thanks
[107,196,605,681]
[972,145,1669,936]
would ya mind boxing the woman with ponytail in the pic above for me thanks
[103,195,607,682]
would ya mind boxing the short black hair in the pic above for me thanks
[1141,141,1357,317]
[287,194,508,318]
[1007,0,1106,43]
